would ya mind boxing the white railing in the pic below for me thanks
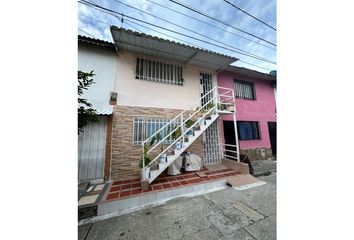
[141,86,237,176]
[220,143,240,162]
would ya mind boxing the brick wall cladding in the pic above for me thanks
[111,105,205,180]
[240,148,273,161]
[104,115,113,181]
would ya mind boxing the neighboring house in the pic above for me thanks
[78,36,117,183]
[217,66,277,160]
[109,27,238,183]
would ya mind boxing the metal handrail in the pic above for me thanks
[141,86,236,170]
[141,87,216,147]
[145,95,218,168]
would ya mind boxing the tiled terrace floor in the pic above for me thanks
[104,166,241,202]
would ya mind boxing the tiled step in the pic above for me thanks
[106,168,240,202]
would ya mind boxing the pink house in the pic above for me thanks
[218,66,276,160]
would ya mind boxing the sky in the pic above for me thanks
[78,0,276,73]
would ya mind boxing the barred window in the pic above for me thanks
[135,58,183,86]
[237,121,260,140]
[235,80,255,100]
[133,118,180,145]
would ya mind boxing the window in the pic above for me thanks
[237,121,260,140]
[133,118,180,145]
[235,80,255,100]
[135,58,183,86]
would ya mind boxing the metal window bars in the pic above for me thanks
[136,58,183,86]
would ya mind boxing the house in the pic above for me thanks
[78,27,276,189]
[78,35,117,183]
[107,27,245,185]
[78,28,276,216]
[217,66,277,160]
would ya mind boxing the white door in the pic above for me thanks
[78,116,107,182]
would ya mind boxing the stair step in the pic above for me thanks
[147,112,220,184]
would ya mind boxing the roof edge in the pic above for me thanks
[78,35,115,50]
[110,26,238,62]
[225,65,276,81]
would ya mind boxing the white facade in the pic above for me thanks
[78,44,117,114]
[78,41,117,182]
[115,51,217,110]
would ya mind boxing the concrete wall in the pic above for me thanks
[115,50,217,110]
[78,43,116,113]
[217,70,276,150]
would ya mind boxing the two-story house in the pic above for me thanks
[217,66,277,160]
[78,35,117,183]
[78,28,275,216]
[109,27,241,186]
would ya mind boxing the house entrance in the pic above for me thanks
[222,120,237,159]
[200,72,213,106]
[78,116,107,182]
[200,73,220,164]
[268,122,276,157]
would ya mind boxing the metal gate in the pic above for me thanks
[203,121,221,165]
[78,116,107,182]
[200,72,220,164]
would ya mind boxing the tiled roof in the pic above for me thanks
[78,35,115,50]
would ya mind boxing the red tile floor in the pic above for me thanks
[104,166,241,202]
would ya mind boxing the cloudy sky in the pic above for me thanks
[78,0,276,73]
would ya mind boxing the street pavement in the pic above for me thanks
[79,171,276,240]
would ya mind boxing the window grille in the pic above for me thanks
[235,80,255,100]
[135,58,183,86]
[203,122,221,165]
[133,118,180,145]
[200,73,213,106]
[237,121,260,140]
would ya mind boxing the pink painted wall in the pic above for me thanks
[217,71,276,149]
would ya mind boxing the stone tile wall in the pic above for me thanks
[111,105,205,180]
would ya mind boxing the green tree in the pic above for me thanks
[78,70,98,134]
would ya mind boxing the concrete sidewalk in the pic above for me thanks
[251,159,276,177]
[79,174,276,240]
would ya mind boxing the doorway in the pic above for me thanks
[200,72,213,106]
[268,122,276,157]
[223,120,237,158]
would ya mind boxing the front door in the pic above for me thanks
[223,120,237,158]
[268,122,276,157]
[78,116,107,182]
[200,72,213,106]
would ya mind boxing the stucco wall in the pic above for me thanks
[115,50,217,110]
[78,44,116,113]
[217,71,276,149]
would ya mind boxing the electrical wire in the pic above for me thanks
[79,0,276,65]
[167,0,276,46]
[223,0,276,31]
[111,0,272,63]
[79,13,274,73]
[143,0,275,51]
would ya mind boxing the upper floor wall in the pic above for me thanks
[217,70,276,121]
[78,43,116,114]
[115,50,217,110]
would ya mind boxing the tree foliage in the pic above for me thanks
[78,70,98,134]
